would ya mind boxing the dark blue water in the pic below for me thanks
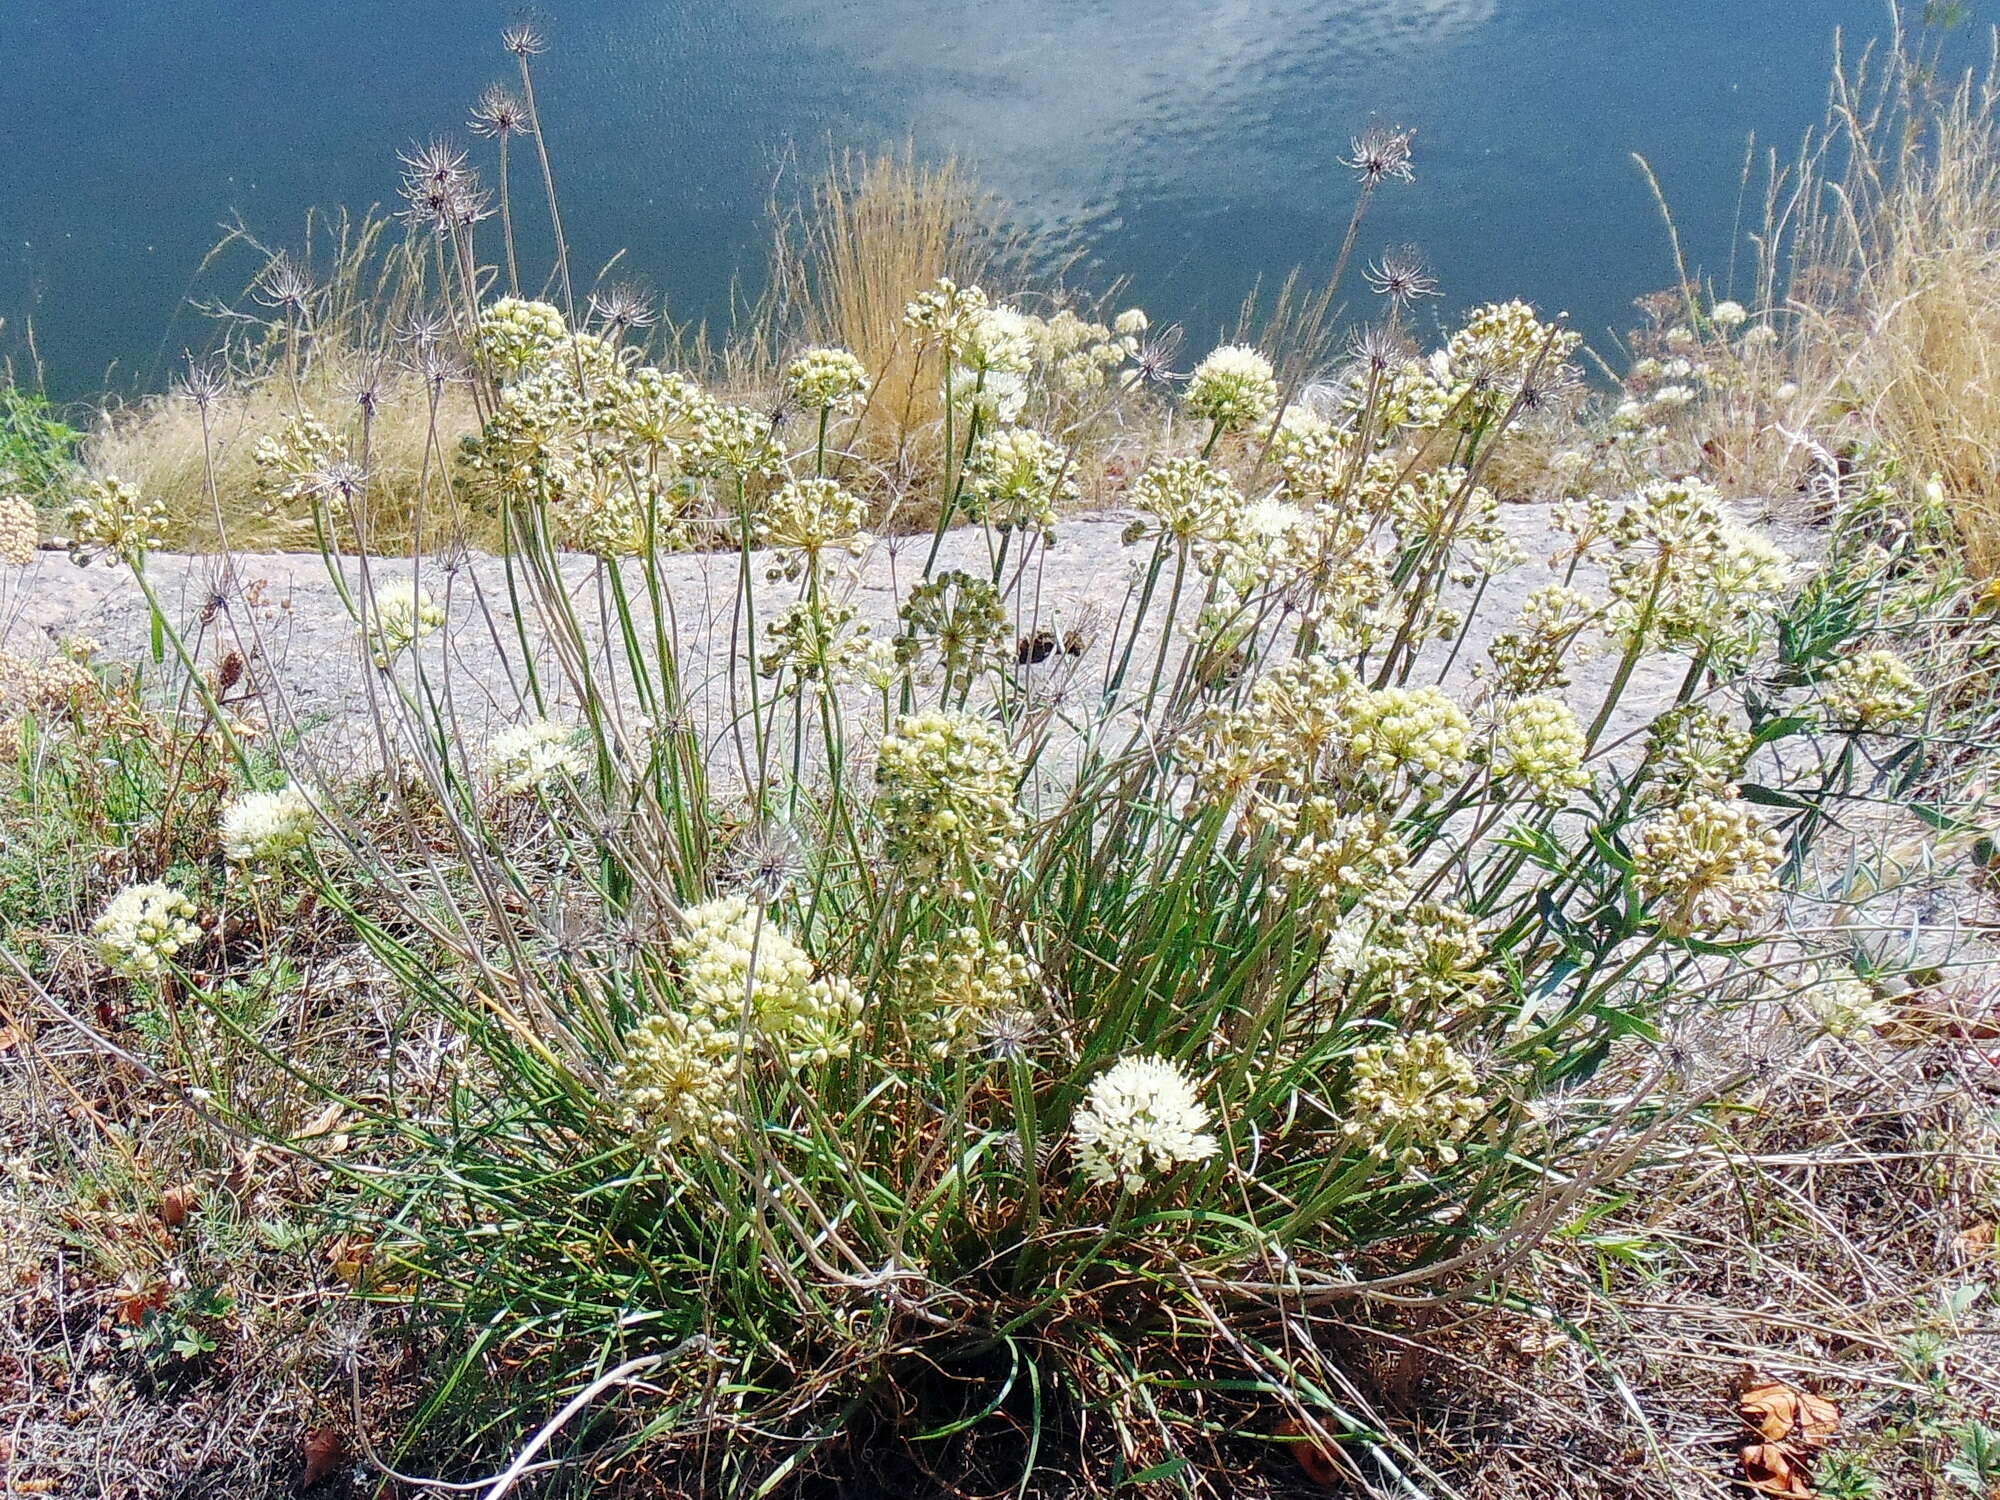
[0,2,1919,398]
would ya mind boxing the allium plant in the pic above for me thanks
[89,89,1991,1495]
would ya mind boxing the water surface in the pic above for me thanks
[1,1,1910,397]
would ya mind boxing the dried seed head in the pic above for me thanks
[1351,322,1415,377]
[1516,362,1583,415]
[307,459,370,511]
[1131,326,1186,387]
[254,253,314,314]
[726,821,811,905]
[468,83,532,139]
[1345,125,1416,186]
[394,310,451,350]
[176,357,231,412]
[352,376,385,420]
[502,20,547,56]
[398,139,488,234]
[589,283,656,337]
[1364,248,1440,307]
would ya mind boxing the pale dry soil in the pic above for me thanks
[2,501,1819,770]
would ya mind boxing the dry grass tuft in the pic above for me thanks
[760,146,1037,492]
[81,210,483,553]
[87,366,481,554]
[1729,23,2000,574]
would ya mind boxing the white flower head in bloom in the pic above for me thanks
[1184,344,1280,432]
[1803,974,1892,1039]
[221,783,316,863]
[482,718,589,796]
[369,581,446,667]
[785,346,871,413]
[1072,1053,1218,1190]
[93,882,200,979]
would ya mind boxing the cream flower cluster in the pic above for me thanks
[1251,799,1408,921]
[1490,696,1589,802]
[898,925,1038,1058]
[1485,585,1597,695]
[760,598,870,685]
[875,710,1024,885]
[1072,1054,1219,1190]
[960,305,1038,377]
[1643,705,1753,801]
[1122,458,1245,551]
[0,494,40,567]
[893,571,1009,684]
[481,718,588,796]
[0,648,94,715]
[689,404,785,479]
[1343,1031,1485,1174]
[1386,468,1511,576]
[1035,307,1141,391]
[1605,479,1792,660]
[904,281,1143,399]
[854,636,903,693]
[784,346,871,413]
[93,882,200,979]
[368,582,446,666]
[1184,345,1279,432]
[68,476,170,563]
[473,297,569,376]
[1271,412,1375,505]
[756,477,870,578]
[1821,649,1925,730]
[1359,903,1500,1011]
[221,784,315,863]
[613,896,864,1146]
[1632,795,1783,936]
[1802,973,1891,1039]
[252,414,343,516]
[1336,685,1472,792]
[1442,300,1582,389]
[902,278,991,351]
[963,427,1075,537]
[1189,656,1358,805]
[546,448,655,558]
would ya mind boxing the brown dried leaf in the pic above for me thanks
[300,1426,344,1488]
[1952,1222,1995,1263]
[1795,1390,1840,1443]
[295,1102,345,1141]
[112,1279,167,1327]
[1739,1379,1840,1446]
[158,1183,198,1228]
[1741,1443,1816,1498]
[1274,1417,1344,1488]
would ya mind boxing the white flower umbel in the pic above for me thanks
[784,346,871,413]
[611,895,864,1147]
[1184,345,1279,432]
[221,784,316,863]
[1803,974,1892,1039]
[1073,1054,1218,1191]
[474,297,568,377]
[0,494,40,566]
[368,581,446,667]
[482,718,588,797]
[93,882,200,979]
